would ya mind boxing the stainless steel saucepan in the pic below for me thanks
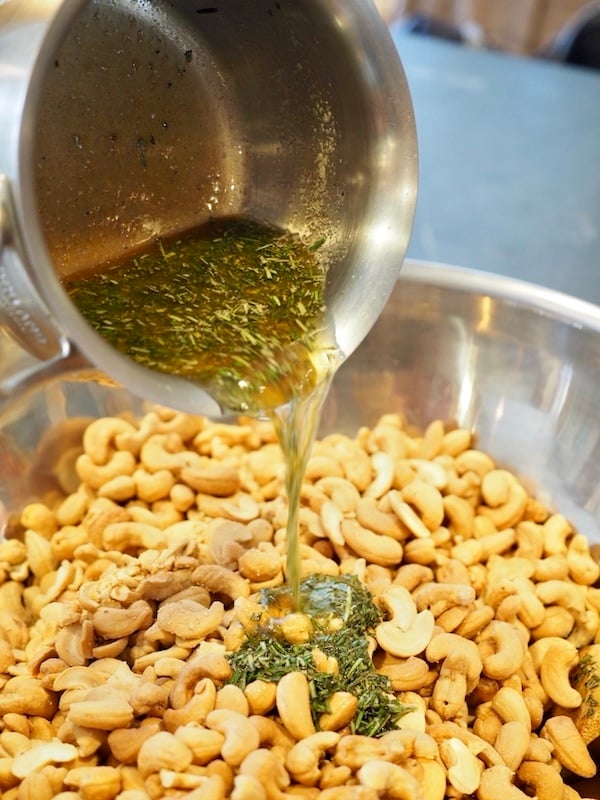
[0,0,417,417]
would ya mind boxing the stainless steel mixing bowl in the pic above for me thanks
[2,261,599,542]
[0,0,417,415]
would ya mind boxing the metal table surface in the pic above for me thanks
[392,27,600,306]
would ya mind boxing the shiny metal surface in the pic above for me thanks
[0,0,417,416]
[2,261,599,543]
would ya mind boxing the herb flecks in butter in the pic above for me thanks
[64,217,333,415]
[227,575,410,737]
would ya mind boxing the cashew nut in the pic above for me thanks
[517,761,566,800]
[490,687,533,733]
[540,715,596,777]
[539,638,581,708]
[440,736,483,795]
[493,720,530,771]
[401,480,444,532]
[478,620,527,681]
[388,490,432,539]
[426,632,482,692]
[276,671,316,740]
[376,609,435,658]
[357,759,424,800]
[341,519,403,568]
[285,731,340,785]
[477,764,530,800]
[431,650,469,720]
[205,708,261,767]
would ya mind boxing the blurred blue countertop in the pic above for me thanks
[391,27,600,306]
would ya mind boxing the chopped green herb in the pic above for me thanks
[227,575,411,737]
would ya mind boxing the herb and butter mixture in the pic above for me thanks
[64,217,336,416]
[228,574,409,737]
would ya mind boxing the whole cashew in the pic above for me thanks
[477,764,530,800]
[490,687,532,732]
[535,579,587,621]
[341,519,403,568]
[376,609,435,658]
[540,715,596,778]
[76,450,137,490]
[517,761,565,800]
[181,464,241,497]
[493,720,530,771]
[276,671,316,740]
[477,620,527,681]
[444,494,476,539]
[431,650,469,720]
[401,480,444,532]
[93,600,154,639]
[238,748,291,799]
[192,564,250,601]
[243,680,277,716]
[426,632,482,692]
[285,731,340,785]
[102,522,167,552]
[538,639,581,708]
[157,600,225,643]
[205,708,261,767]
[378,656,432,692]
[315,476,361,513]
[169,651,231,710]
[542,514,571,556]
[440,736,483,795]
[357,759,423,800]
[319,692,358,731]
[567,533,600,585]
[454,448,495,479]
[388,490,432,539]
[82,417,137,464]
[413,582,475,617]
[479,481,528,530]
[173,724,225,766]
[365,451,395,499]
[136,730,193,777]
[442,427,472,456]
[356,497,406,541]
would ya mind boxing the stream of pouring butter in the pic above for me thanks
[269,365,337,606]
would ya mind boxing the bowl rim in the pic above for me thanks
[401,259,600,334]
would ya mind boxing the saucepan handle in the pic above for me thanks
[0,175,83,418]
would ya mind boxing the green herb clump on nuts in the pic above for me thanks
[227,574,411,737]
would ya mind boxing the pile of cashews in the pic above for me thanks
[0,406,599,800]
